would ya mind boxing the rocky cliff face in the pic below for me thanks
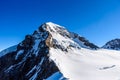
[102,39,120,50]
[0,22,99,80]
[0,23,59,80]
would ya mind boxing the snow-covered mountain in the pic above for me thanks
[102,39,120,50]
[0,22,120,80]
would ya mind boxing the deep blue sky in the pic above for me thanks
[0,0,120,51]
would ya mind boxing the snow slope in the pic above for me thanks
[44,22,120,80]
[49,48,120,80]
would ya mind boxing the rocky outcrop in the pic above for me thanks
[45,33,53,48]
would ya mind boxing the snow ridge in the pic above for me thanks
[103,38,120,50]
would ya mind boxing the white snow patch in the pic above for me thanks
[46,22,64,28]
[32,40,40,56]
[29,58,44,80]
[51,31,80,51]
[29,72,38,80]
[15,50,24,60]
[46,72,65,80]
[26,66,36,76]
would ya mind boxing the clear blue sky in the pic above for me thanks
[0,0,120,51]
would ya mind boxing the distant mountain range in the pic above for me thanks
[102,38,120,50]
[0,22,120,80]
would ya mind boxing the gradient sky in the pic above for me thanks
[0,0,120,51]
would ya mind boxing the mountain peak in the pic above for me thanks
[0,22,99,80]
[102,38,120,50]
[40,22,66,33]
[39,22,99,50]
[46,22,63,27]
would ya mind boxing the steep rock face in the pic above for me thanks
[102,39,120,50]
[0,23,59,80]
[0,22,99,80]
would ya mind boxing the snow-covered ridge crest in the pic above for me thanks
[41,22,68,34]
[102,38,120,50]
[41,22,99,50]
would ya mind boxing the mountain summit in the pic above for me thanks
[102,38,120,50]
[0,22,120,80]
[41,22,98,49]
[0,22,98,80]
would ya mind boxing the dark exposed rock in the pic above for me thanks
[0,52,16,73]
[39,23,46,32]
[17,35,35,51]
[0,24,59,80]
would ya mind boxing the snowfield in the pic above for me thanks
[44,22,120,80]
[49,48,120,80]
